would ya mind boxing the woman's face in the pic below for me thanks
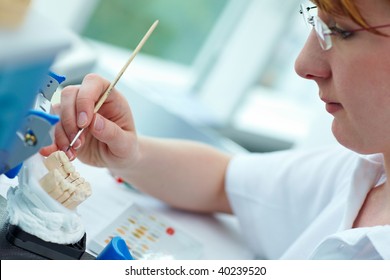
[295,0,390,155]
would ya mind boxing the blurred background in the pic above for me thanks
[32,0,338,153]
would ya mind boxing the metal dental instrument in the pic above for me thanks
[66,20,159,152]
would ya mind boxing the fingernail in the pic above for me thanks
[70,133,82,150]
[94,115,104,131]
[78,112,88,127]
[63,146,75,160]
[73,139,82,150]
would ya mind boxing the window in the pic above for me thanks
[82,0,228,66]
[194,0,324,151]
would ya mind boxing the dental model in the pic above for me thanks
[7,152,92,244]
[39,151,91,209]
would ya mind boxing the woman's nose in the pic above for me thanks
[295,31,330,81]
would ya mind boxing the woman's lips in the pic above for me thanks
[325,102,343,114]
[320,97,343,114]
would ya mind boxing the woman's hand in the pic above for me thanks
[40,73,139,170]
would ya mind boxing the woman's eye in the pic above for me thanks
[329,25,354,39]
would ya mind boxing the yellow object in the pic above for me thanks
[0,0,31,29]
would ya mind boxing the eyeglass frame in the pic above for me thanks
[299,3,390,50]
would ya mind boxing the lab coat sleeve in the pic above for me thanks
[225,146,359,259]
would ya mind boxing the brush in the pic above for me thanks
[66,20,159,152]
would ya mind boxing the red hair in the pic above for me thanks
[313,0,387,34]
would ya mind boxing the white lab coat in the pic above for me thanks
[226,146,390,259]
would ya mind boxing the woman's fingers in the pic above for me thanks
[89,113,134,159]
[76,74,112,128]
[59,85,80,146]
[42,73,136,165]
